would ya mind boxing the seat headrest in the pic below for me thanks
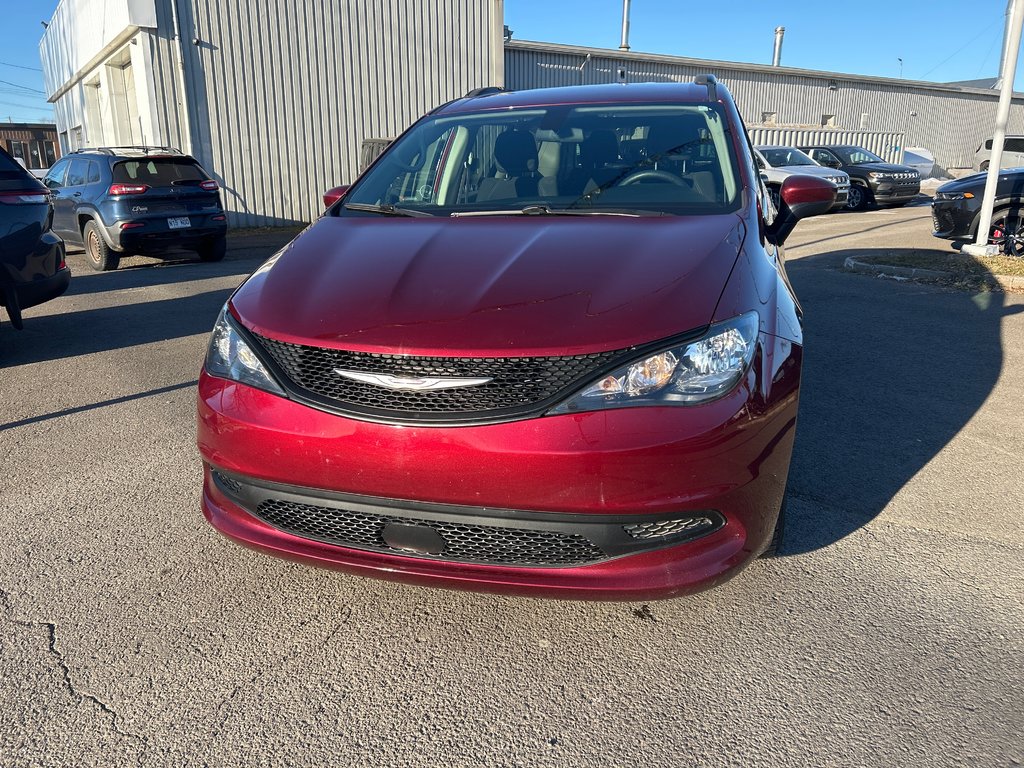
[494,129,538,176]
[581,130,619,168]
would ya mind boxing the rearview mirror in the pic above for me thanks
[323,185,350,208]
[765,175,836,246]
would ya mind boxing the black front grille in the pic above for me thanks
[254,498,607,567]
[932,208,956,235]
[253,332,622,420]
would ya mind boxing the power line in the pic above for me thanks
[0,79,44,94]
[918,18,1001,80]
[0,61,43,72]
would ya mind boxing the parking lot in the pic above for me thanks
[1,202,1022,767]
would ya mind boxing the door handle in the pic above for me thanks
[72,192,82,197]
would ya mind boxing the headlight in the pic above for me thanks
[205,306,286,396]
[549,313,759,414]
[868,172,891,180]
[936,191,973,201]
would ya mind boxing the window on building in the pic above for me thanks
[43,140,57,167]
[8,140,28,163]
[859,113,870,129]
[821,114,835,128]
[28,140,43,169]
[761,111,777,125]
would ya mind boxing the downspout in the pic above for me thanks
[168,0,194,155]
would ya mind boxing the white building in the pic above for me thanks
[40,0,504,225]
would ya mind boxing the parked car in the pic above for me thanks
[799,144,920,211]
[42,146,227,271]
[197,78,835,600]
[974,135,1024,172]
[932,169,1024,255]
[0,145,69,330]
[753,145,849,210]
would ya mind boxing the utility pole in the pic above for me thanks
[962,0,1024,257]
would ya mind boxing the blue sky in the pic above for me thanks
[0,0,1016,123]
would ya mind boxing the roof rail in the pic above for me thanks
[694,74,718,102]
[463,86,504,99]
[71,145,186,156]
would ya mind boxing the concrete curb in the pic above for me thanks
[842,256,1024,291]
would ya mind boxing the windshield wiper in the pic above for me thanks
[343,202,434,217]
[450,204,654,218]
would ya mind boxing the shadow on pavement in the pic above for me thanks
[0,288,233,368]
[782,247,1021,554]
[62,257,258,298]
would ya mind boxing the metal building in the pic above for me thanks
[40,0,504,226]
[504,40,1024,175]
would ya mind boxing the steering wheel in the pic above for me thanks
[616,169,686,186]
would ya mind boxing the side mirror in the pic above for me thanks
[765,174,836,246]
[323,185,350,208]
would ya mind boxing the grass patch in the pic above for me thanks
[854,250,1024,291]
[859,251,1024,277]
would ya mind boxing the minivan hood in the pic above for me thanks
[232,215,746,356]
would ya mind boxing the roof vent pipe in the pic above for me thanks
[772,26,785,66]
[619,0,631,51]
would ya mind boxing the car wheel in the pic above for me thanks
[980,161,990,172]
[845,185,871,211]
[83,221,120,272]
[989,211,1024,257]
[761,493,787,558]
[197,236,227,263]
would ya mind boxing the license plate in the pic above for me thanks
[168,217,191,229]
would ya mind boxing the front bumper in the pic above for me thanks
[931,198,978,240]
[197,336,801,600]
[872,180,921,203]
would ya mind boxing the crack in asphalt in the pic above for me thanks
[0,587,149,762]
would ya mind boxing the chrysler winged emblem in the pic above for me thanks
[334,369,492,391]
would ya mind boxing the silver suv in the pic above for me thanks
[974,136,1024,171]
[754,146,849,211]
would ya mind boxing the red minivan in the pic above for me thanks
[197,78,834,600]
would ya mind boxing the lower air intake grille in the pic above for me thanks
[254,498,608,567]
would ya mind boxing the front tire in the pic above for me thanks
[989,210,1024,257]
[845,184,872,211]
[197,236,227,263]
[83,221,120,272]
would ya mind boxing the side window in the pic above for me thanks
[87,160,101,184]
[44,159,70,189]
[1005,138,1024,154]
[985,139,993,150]
[67,158,89,187]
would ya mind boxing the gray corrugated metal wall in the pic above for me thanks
[505,41,1024,174]
[175,0,500,226]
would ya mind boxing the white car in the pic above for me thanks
[754,146,850,211]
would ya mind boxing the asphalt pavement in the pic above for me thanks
[1,203,1021,767]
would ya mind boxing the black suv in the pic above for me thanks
[799,144,920,211]
[1,145,69,330]
[42,147,227,271]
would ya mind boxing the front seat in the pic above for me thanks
[477,129,541,201]
[560,129,622,196]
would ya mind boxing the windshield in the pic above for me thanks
[835,147,885,165]
[340,103,742,217]
[760,147,816,167]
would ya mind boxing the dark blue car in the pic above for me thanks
[42,147,227,271]
[1,145,69,330]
